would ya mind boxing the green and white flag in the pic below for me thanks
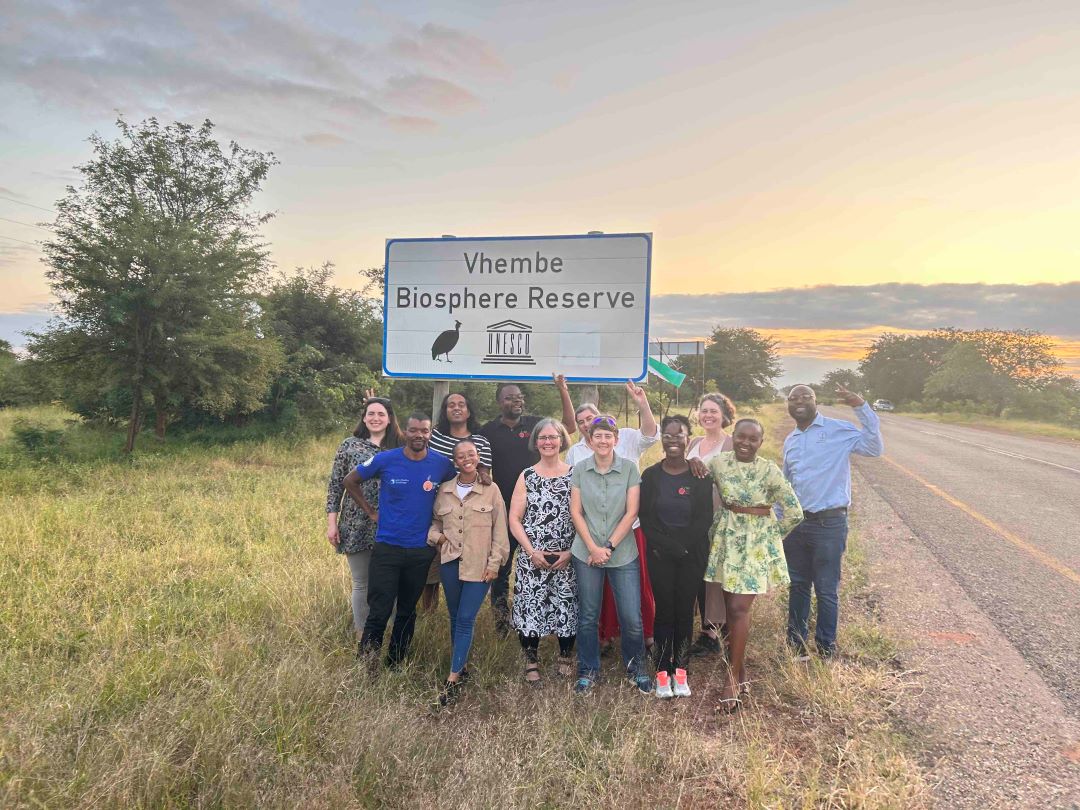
[647,356,686,388]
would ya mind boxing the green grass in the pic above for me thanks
[894,410,1080,442]
[0,405,927,808]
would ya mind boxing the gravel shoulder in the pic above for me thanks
[852,466,1080,808]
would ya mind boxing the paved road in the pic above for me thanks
[820,407,1080,716]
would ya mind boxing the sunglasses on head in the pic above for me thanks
[590,416,617,428]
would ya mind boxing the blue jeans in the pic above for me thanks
[573,556,645,679]
[440,559,490,674]
[783,512,847,654]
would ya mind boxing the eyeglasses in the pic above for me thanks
[787,394,815,403]
[590,416,617,428]
[536,435,561,442]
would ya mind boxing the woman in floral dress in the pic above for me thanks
[509,418,578,685]
[705,418,803,712]
[326,396,403,651]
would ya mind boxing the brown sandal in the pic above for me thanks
[555,655,574,678]
[524,662,542,688]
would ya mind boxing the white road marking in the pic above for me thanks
[916,429,1080,475]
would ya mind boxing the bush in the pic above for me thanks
[10,418,66,460]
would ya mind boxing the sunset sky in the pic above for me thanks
[2,1,1079,383]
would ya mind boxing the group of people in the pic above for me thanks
[325,376,883,710]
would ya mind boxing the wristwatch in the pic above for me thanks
[602,541,614,551]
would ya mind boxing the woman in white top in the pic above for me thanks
[565,380,659,647]
[686,391,737,658]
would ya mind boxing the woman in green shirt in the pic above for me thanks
[569,414,648,695]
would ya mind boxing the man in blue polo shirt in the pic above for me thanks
[344,412,456,667]
[782,383,883,659]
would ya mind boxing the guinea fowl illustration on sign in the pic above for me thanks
[430,320,462,362]
[482,320,535,365]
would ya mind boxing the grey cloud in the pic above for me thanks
[649,283,1080,338]
[388,23,504,74]
[2,0,500,139]
[383,73,479,115]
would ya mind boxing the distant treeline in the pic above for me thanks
[808,328,1079,425]
[2,116,1075,450]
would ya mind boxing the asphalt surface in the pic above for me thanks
[823,407,1080,716]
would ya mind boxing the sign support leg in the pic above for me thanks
[432,380,449,423]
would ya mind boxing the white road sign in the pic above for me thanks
[382,233,652,382]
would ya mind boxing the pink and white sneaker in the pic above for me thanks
[673,668,692,697]
[655,670,674,698]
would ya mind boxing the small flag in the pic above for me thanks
[647,357,686,388]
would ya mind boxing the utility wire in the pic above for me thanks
[0,215,52,231]
[0,233,40,247]
[0,194,57,215]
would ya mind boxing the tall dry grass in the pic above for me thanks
[0,405,927,808]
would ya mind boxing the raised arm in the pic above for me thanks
[553,373,576,435]
[836,384,883,457]
[626,379,657,440]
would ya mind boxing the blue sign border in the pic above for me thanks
[381,232,652,383]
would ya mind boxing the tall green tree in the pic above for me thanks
[923,342,1016,415]
[931,328,1062,388]
[702,327,782,402]
[858,332,953,404]
[260,264,383,429]
[31,117,279,451]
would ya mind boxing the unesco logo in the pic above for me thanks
[482,319,535,365]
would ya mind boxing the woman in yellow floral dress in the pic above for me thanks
[705,418,803,712]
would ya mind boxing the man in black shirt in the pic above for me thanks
[480,376,576,634]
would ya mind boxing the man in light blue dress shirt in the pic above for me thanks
[782,384,883,658]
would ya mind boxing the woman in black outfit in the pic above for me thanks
[638,415,715,698]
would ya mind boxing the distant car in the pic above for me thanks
[872,399,894,412]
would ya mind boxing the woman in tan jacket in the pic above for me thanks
[428,439,510,706]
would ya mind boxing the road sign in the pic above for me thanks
[382,233,652,382]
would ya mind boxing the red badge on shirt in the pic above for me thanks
[677,487,688,495]
[423,480,434,491]
[518,431,528,438]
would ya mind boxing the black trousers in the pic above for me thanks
[650,550,707,674]
[360,542,436,665]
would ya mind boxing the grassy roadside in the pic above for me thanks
[0,405,926,807]
[892,410,1080,443]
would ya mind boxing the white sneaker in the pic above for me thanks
[655,670,674,698]
[673,668,691,697]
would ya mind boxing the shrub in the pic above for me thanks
[10,418,65,460]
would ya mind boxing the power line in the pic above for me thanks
[0,194,57,215]
[0,233,40,247]
[0,215,52,231]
